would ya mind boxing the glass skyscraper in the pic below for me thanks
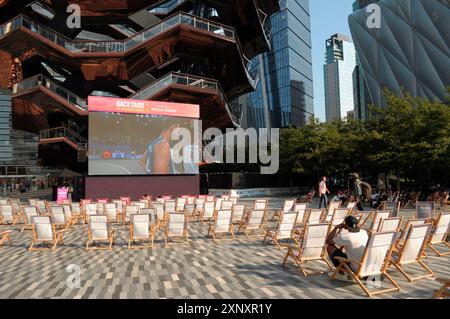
[232,0,314,129]
[324,34,356,122]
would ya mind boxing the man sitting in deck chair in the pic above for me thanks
[326,216,368,279]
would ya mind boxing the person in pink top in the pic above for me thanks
[318,176,330,209]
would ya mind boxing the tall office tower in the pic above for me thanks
[349,0,450,108]
[232,0,314,129]
[323,34,356,122]
[0,0,280,173]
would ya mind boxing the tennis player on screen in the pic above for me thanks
[139,120,179,174]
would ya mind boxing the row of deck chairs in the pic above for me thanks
[270,206,450,297]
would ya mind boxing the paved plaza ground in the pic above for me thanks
[0,197,448,299]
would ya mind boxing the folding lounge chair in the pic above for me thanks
[207,209,235,243]
[282,223,333,276]
[61,204,76,229]
[324,201,341,222]
[183,204,196,220]
[29,216,65,251]
[254,199,268,211]
[330,231,401,297]
[389,224,435,282]
[70,203,82,224]
[128,213,154,249]
[427,212,450,256]
[0,205,18,225]
[206,195,215,202]
[176,198,187,212]
[165,200,176,214]
[263,212,298,249]
[432,279,450,299]
[330,208,351,227]
[85,215,115,250]
[381,201,400,217]
[397,218,429,248]
[0,199,9,205]
[9,198,23,222]
[50,206,70,231]
[164,213,189,247]
[367,211,392,232]
[293,203,308,229]
[97,199,108,204]
[272,199,295,221]
[416,201,435,219]
[377,217,402,232]
[200,201,215,223]
[0,230,13,247]
[231,204,246,225]
[35,200,48,214]
[152,202,165,229]
[131,201,146,210]
[305,209,324,225]
[21,206,39,232]
[215,198,224,211]
[221,200,233,210]
[140,208,156,222]
[123,205,139,225]
[28,198,38,206]
[194,198,205,219]
[403,193,420,209]
[104,203,120,224]
[238,209,266,237]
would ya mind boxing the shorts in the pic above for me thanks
[330,248,348,267]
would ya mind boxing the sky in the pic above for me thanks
[309,0,355,122]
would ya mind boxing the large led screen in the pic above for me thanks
[88,97,200,176]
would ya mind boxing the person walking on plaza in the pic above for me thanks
[352,173,364,211]
[318,176,330,209]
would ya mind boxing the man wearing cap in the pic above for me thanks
[326,216,369,277]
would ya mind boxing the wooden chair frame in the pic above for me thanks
[237,210,266,237]
[263,212,298,249]
[271,199,295,221]
[21,206,39,232]
[432,278,450,299]
[29,216,65,251]
[207,209,236,243]
[128,214,155,249]
[0,230,13,247]
[85,215,115,251]
[164,213,189,247]
[389,224,435,282]
[282,223,333,276]
[330,231,401,297]
[427,212,450,257]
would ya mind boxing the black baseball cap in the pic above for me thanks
[344,216,360,233]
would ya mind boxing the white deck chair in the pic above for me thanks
[176,198,187,212]
[263,212,298,249]
[305,209,324,225]
[283,223,333,276]
[186,196,195,204]
[112,200,123,217]
[0,199,9,205]
[206,195,215,202]
[390,224,435,282]
[61,204,76,228]
[331,231,400,297]
[293,203,308,228]
[165,200,176,214]
[123,205,139,225]
[272,199,295,221]
[231,204,246,224]
[50,206,69,230]
[368,211,392,232]
[0,205,18,225]
[214,198,223,211]
[221,200,233,210]
[131,201,146,210]
[164,213,189,247]
[183,204,196,219]
[254,199,268,211]
[9,198,22,221]
[21,206,38,232]
[104,203,119,223]
[427,212,450,256]
[152,202,165,229]
[29,216,64,251]
[324,201,341,222]
[70,203,82,224]
[381,201,400,216]
[207,209,235,243]
[416,201,435,219]
[28,198,38,206]
[397,218,429,247]
[194,198,205,217]
[238,209,266,237]
[86,215,115,250]
[378,217,403,232]
[84,203,98,221]
[200,201,215,223]
[140,208,156,221]
[128,213,154,249]
[330,208,351,227]
[35,200,48,214]
[96,202,105,214]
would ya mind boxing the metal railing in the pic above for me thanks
[15,71,239,126]
[13,74,87,111]
[0,12,235,53]
[149,0,187,15]
[39,127,87,149]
